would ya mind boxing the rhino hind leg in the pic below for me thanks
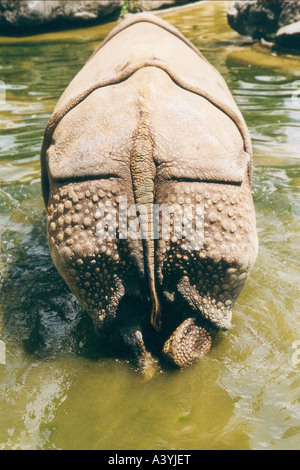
[48,183,146,327]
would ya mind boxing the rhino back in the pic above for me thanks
[42,14,257,334]
[41,13,252,206]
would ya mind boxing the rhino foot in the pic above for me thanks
[162,318,215,368]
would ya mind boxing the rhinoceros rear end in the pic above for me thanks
[41,13,258,369]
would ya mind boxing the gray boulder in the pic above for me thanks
[227,0,300,39]
[278,1,300,28]
[275,20,300,50]
[0,0,124,32]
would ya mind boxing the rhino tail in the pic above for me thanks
[130,114,161,331]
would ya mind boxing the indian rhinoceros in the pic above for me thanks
[41,13,258,370]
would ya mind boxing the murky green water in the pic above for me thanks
[1,1,300,450]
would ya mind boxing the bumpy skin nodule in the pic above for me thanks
[41,14,258,370]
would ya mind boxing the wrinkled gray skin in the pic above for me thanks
[41,13,258,371]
